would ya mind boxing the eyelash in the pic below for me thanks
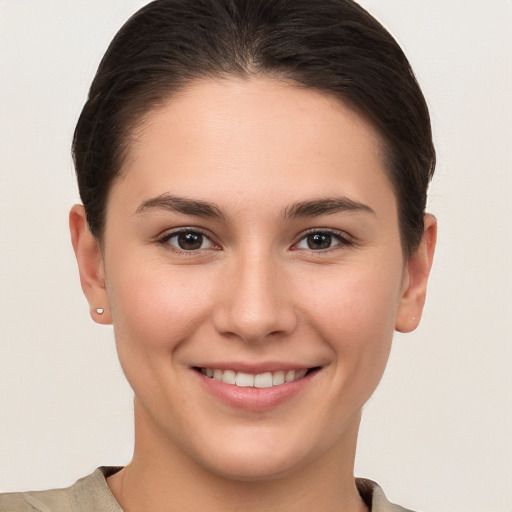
[157,227,352,254]
[293,228,353,252]
[158,228,218,254]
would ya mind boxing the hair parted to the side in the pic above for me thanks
[73,0,435,257]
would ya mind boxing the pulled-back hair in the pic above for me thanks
[73,0,435,257]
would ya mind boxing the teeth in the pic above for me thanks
[222,370,236,385]
[201,368,309,387]
[236,372,254,387]
[254,372,273,388]
[272,371,285,385]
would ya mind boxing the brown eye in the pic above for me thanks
[177,232,203,250]
[307,233,332,250]
[164,230,213,251]
[295,230,348,251]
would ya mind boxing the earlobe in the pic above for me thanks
[395,214,437,333]
[69,205,112,325]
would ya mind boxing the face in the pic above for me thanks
[73,77,433,481]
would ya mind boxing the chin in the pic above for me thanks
[186,426,322,482]
[202,449,306,482]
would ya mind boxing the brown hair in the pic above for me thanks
[73,0,435,257]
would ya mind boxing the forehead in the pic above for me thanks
[115,77,395,215]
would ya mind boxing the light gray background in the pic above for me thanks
[1,1,511,510]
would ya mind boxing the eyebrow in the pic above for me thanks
[135,193,375,221]
[135,194,226,220]
[282,197,375,219]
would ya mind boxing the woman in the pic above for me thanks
[1,0,436,510]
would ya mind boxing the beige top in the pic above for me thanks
[0,467,415,512]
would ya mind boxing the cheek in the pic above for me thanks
[297,260,403,390]
[301,262,402,337]
[104,258,220,415]
[106,256,215,350]
[308,273,398,416]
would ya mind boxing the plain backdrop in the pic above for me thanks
[1,1,511,511]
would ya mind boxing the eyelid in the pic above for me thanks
[292,228,354,251]
[155,226,353,254]
[157,227,220,253]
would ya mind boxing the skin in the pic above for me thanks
[70,77,436,512]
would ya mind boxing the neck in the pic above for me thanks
[108,402,368,512]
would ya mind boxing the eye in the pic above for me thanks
[295,230,349,251]
[161,230,214,251]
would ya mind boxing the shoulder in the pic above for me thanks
[356,478,417,512]
[0,487,71,512]
[0,467,123,512]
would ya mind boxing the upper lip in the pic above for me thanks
[193,362,318,374]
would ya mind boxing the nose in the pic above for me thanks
[212,249,298,344]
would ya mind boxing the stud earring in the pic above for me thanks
[95,308,105,315]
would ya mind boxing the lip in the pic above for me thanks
[193,363,320,412]
[194,361,311,374]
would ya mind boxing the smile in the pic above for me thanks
[198,368,309,388]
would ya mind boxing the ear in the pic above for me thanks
[69,205,112,324]
[395,214,437,333]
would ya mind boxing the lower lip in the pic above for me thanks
[195,370,316,412]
